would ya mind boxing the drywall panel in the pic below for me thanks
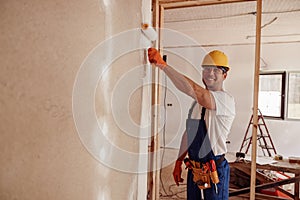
[0,0,149,199]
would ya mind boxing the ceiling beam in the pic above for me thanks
[159,0,256,9]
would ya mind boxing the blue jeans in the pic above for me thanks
[187,156,230,200]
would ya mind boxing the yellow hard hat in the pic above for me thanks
[202,50,230,71]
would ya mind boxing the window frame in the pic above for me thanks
[287,71,300,120]
[258,71,286,120]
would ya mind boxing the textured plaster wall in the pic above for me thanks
[0,0,145,199]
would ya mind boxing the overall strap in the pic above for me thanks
[201,107,206,120]
[187,101,198,119]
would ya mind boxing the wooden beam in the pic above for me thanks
[276,187,295,199]
[160,0,256,9]
[149,1,165,200]
[235,192,293,200]
[230,175,300,197]
[250,0,262,199]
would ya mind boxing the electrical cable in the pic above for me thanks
[261,17,278,29]
[159,55,170,197]
[158,55,188,199]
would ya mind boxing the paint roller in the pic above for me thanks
[141,23,158,42]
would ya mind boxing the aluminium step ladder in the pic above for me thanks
[239,109,277,157]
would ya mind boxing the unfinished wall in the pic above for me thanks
[0,0,148,199]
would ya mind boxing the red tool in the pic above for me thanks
[210,159,219,194]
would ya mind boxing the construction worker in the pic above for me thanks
[148,48,235,199]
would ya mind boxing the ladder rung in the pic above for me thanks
[250,123,265,125]
[259,145,274,149]
[259,135,269,137]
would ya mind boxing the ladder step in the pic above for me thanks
[250,122,265,125]
[258,135,270,137]
[259,145,275,149]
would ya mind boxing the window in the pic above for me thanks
[287,72,300,119]
[258,72,286,119]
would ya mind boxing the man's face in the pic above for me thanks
[202,66,227,91]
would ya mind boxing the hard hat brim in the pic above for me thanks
[202,65,230,72]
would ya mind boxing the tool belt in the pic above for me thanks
[184,158,221,190]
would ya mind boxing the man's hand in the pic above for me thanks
[173,160,184,186]
[147,48,167,69]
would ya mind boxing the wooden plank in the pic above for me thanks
[230,163,289,188]
[250,0,262,199]
[276,187,295,199]
[231,161,300,199]
[230,175,300,197]
[149,1,160,200]
[159,0,189,3]
[237,193,292,200]
[295,173,300,200]
[159,0,256,9]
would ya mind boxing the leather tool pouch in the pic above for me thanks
[192,166,211,190]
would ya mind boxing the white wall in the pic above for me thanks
[0,0,150,199]
[259,43,300,157]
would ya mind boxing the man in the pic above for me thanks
[148,48,235,199]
